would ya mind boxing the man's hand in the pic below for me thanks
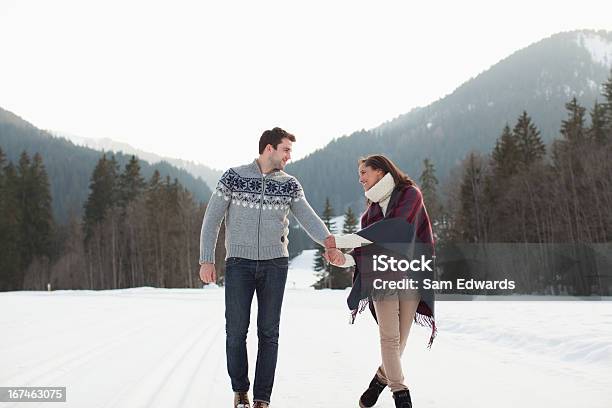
[324,248,345,266]
[324,235,336,249]
[199,263,216,284]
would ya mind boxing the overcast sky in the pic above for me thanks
[0,0,610,170]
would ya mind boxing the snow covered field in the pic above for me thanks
[1,254,611,407]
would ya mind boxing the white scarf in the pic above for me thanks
[365,172,395,213]
[333,172,396,252]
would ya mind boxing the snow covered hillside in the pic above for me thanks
[577,31,612,67]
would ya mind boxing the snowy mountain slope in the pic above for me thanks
[576,31,612,67]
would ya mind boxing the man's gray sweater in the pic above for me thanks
[199,159,329,263]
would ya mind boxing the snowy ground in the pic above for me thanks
[285,249,320,289]
[1,254,611,407]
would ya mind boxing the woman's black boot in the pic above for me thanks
[392,389,412,408]
[358,374,387,408]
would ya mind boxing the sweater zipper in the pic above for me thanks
[257,174,266,259]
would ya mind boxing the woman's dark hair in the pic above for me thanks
[259,127,296,154]
[358,154,415,189]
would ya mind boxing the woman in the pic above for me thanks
[324,155,436,408]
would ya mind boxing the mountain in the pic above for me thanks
[286,29,612,215]
[54,132,223,190]
[0,108,212,223]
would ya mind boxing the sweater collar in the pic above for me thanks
[365,172,395,203]
[252,159,281,176]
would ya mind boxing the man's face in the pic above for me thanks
[269,138,293,170]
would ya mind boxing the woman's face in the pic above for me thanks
[358,163,385,191]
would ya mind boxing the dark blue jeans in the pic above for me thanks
[224,257,288,404]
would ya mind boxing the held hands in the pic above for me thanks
[324,235,336,249]
[324,248,345,265]
[323,234,344,266]
[199,263,216,284]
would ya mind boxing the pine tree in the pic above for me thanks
[83,154,119,241]
[487,124,522,240]
[513,111,545,167]
[312,246,327,276]
[165,177,181,215]
[342,207,358,234]
[16,151,34,269]
[553,97,588,174]
[83,154,121,289]
[118,155,145,207]
[313,197,336,288]
[318,199,351,288]
[419,158,442,223]
[322,197,336,233]
[589,101,607,144]
[0,159,23,289]
[560,97,586,144]
[111,155,145,288]
[322,206,359,289]
[29,153,54,259]
[147,169,163,212]
[7,151,54,285]
[602,69,612,137]
[0,149,22,290]
[491,124,520,179]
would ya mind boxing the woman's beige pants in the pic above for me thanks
[372,295,420,392]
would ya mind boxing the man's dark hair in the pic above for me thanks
[259,127,296,154]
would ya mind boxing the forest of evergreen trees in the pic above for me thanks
[426,74,612,296]
[0,152,210,291]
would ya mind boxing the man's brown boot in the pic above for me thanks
[234,392,251,408]
[253,401,269,408]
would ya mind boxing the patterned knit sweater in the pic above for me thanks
[199,159,329,263]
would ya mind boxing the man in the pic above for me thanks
[199,127,343,408]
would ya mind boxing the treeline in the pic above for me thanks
[450,78,612,244]
[422,74,612,295]
[0,152,209,291]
